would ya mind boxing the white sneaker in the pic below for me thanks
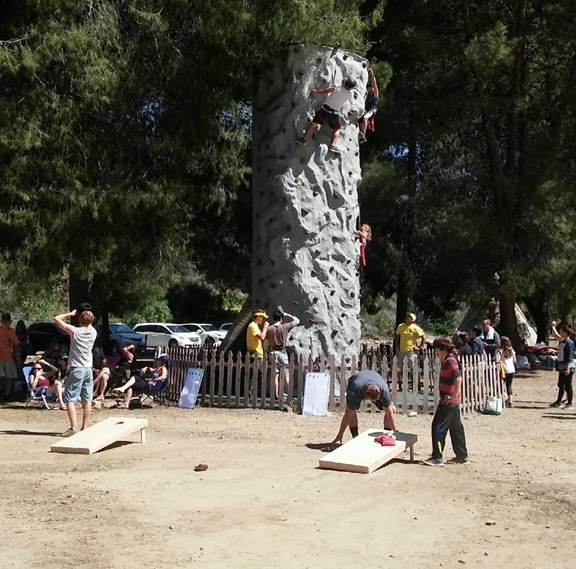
[563,404,573,410]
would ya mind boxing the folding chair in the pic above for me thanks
[24,365,57,409]
[139,377,168,407]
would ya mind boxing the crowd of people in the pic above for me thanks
[0,305,170,436]
[2,303,574,459]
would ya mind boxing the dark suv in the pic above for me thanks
[28,322,70,353]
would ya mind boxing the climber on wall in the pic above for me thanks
[357,223,372,269]
[358,68,379,143]
[295,71,357,153]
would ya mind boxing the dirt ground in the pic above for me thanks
[1,369,575,569]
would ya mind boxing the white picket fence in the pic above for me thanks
[163,348,504,415]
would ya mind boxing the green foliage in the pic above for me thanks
[117,299,173,329]
[464,21,514,75]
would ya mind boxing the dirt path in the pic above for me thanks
[1,370,575,568]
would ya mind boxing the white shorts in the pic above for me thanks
[363,107,377,120]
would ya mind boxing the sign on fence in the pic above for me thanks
[178,368,205,409]
[302,372,330,416]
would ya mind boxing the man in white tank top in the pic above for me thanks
[54,303,97,437]
[296,73,357,152]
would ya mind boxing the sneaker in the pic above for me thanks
[447,457,470,464]
[563,404,574,410]
[423,457,444,467]
[549,401,562,408]
[358,133,367,144]
[61,428,78,438]
[295,137,306,146]
[329,145,341,154]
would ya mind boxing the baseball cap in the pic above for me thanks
[157,354,170,365]
[253,310,269,318]
[77,302,92,313]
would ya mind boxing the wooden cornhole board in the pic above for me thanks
[319,429,418,474]
[50,417,148,455]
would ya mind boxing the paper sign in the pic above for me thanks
[302,372,330,416]
[178,368,205,409]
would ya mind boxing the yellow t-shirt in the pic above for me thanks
[246,321,264,358]
[395,323,424,352]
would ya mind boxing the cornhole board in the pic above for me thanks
[50,417,148,455]
[319,429,418,474]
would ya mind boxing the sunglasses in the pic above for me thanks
[34,366,42,370]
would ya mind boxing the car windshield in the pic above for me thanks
[167,325,192,334]
[110,324,135,334]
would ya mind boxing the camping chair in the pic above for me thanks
[23,365,57,409]
[138,377,168,407]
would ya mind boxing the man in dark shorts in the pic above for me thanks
[330,370,398,445]
[266,308,300,401]
[296,74,357,152]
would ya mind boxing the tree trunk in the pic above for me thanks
[395,266,409,330]
[523,289,550,344]
[252,45,368,359]
[498,281,519,347]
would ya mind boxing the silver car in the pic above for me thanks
[180,323,227,346]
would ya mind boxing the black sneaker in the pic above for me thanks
[295,137,306,146]
[447,457,470,464]
[549,401,562,408]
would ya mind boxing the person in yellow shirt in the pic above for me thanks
[394,312,427,373]
[246,309,269,360]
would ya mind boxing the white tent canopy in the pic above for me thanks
[456,302,537,346]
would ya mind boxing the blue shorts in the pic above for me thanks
[64,367,93,403]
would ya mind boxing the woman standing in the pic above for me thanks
[549,321,574,410]
[499,336,517,408]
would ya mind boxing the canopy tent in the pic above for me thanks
[456,302,537,346]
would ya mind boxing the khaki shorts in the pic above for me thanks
[397,351,417,369]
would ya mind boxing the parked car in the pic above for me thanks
[180,323,227,346]
[132,323,201,349]
[219,322,233,332]
[109,323,146,353]
[28,322,70,353]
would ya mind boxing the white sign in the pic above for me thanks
[302,372,330,416]
[178,368,205,409]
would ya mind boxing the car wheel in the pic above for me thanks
[110,340,120,355]
[168,339,178,349]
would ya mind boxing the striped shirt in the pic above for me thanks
[439,354,461,406]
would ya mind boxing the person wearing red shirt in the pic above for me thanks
[0,313,20,401]
[424,336,469,466]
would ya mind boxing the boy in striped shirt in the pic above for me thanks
[424,336,469,466]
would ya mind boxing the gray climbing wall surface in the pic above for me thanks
[252,44,368,359]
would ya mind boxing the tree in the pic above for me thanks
[359,0,576,344]
[1,1,384,327]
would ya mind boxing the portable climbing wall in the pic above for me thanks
[252,44,368,359]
